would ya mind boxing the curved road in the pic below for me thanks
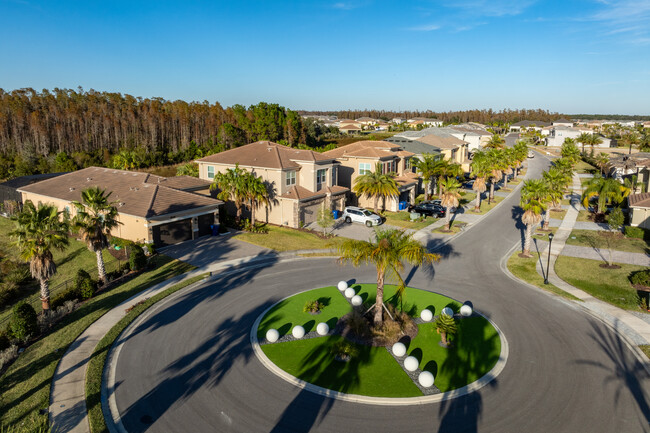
[111,156,650,432]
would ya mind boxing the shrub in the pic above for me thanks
[624,226,646,239]
[51,286,81,310]
[129,245,147,271]
[303,300,324,313]
[629,269,650,287]
[4,265,32,286]
[38,300,78,329]
[10,302,39,341]
[0,344,19,372]
[330,340,358,360]
[74,269,96,300]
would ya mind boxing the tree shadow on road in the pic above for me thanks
[511,206,526,253]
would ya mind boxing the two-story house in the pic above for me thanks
[323,141,418,212]
[196,141,348,228]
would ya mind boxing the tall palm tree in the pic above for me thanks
[540,175,561,230]
[581,175,626,215]
[210,164,249,224]
[620,132,640,155]
[336,229,439,325]
[440,177,461,231]
[520,180,548,257]
[594,153,610,176]
[560,139,580,164]
[576,132,592,154]
[245,174,271,226]
[470,152,488,212]
[431,159,450,195]
[413,154,438,200]
[353,162,399,213]
[72,187,121,284]
[512,141,528,178]
[501,148,516,190]
[484,134,505,149]
[10,201,69,312]
[486,149,504,203]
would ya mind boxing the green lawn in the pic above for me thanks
[235,225,342,251]
[459,192,477,207]
[507,252,580,301]
[640,345,650,360]
[565,229,650,254]
[257,286,351,338]
[575,210,594,222]
[0,255,195,431]
[432,221,467,234]
[549,208,567,219]
[261,335,422,397]
[532,227,558,241]
[467,196,504,215]
[351,284,462,317]
[575,160,597,174]
[382,211,436,230]
[555,256,646,311]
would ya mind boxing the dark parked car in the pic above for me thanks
[408,202,446,217]
[463,180,475,189]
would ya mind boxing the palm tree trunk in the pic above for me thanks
[40,278,50,311]
[250,200,256,226]
[441,330,447,346]
[424,181,430,201]
[503,173,509,190]
[96,249,106,284]
[444,207,451,230]
[473,192,481,211]
[522,223,534,257]
[235,202,242,224]
[489,183,495,204]
[373,195,379,214]
[374,269,385,325]
[543,208,551,230]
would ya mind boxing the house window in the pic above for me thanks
[331,166,337,186]
[404,158,411,170]
[316,169,327,190]
[207,166,215,179]
[286,170,296,186]
[359,162,371,175]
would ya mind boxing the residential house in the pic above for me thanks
[447,124,492,151]
[408,117,443,127]
[196,141,348,228]
[323,141,418,211]
[509,120,552,133]
[628,193,650,229]
[390,128,471,170]
[608,153,650,190]
[552,118,574,127]
[339,124,362,134]
[544,126,597,147]
[17,167,223,247]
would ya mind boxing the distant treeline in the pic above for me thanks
[0,88,337,179]
[569,114,650,121]
[299,108,569,125]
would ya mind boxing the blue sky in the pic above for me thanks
[1,0,649,114]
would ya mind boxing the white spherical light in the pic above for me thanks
[337,281,348,291]
[404,356,419,372]
[392,342,406,357]
[418,371,435,387]
[441,307,454,318]
[265,329,279,343]
[420,309,433,322]
[292,325,305,339]
[344,287,355,298]
[460,304,473,317]
[351,295,363,306]
[316,322,329,335]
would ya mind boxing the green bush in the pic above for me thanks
[624,226,646,239]
[129,245,147,271]
[51,286,81,310]
[629,269,650,287]
[9,302,39,341]
[74,269,96,300]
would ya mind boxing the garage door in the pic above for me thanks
[301,202,321,225]
[197,214,214,237]
[152,219,193,247]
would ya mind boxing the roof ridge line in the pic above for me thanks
[145,184,159,218]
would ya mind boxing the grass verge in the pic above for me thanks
[433,221,467,234]
[0,255,195,431]
[467,196,504,215]
[507,252,581,301]
[86,273,209,433]
[382,212,437,230]
[640,345,650,360]
[565,229,650,254]
[235,226,342,251]
[555,256,646,311]
[574,160,597,174]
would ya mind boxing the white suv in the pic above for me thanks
[341,206,383,227]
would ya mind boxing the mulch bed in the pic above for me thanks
[334,312,419,347]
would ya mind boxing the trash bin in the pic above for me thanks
[332,210,340,219]
[211,224,220,236]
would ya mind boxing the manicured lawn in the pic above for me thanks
[565,229,650,254]
[507,252,580,301]
[467,196,504,215]
[532,227,558,241]
[549,208,567,219]
[432,221,467,234]
[235,225,342,251]
[259,285,501,397]
[459,192,476,208]
[575,160,597,174]
[575,210,594,222]
[382,211,437,230]
[555,256,646,310]
[261,335,422,397]
[257,286,351,338]
[0,255,195,431]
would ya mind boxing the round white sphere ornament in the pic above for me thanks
[266,329,279,343]
[404,356,419,372]
[460,304,473,317]
[292,325,305,339]
[351,295,363,306]
[418,371,435,387]
[316,322,329,336]
[420,309,433,322]
[441,307,454,318]
[344,287,356,298]
[392,342,407,357]
[337,281,348,291]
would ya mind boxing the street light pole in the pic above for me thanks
[544,233,554,285]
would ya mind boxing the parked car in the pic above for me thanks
[342,206,383,227]
[463,180,475,189]
[527,150,535,158]
[408,202,446,218]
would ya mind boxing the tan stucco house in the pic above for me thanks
[17,167,223,247]
[196,141,348,228]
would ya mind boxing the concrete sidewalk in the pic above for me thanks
[534,172,650,345]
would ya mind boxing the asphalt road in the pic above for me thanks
[112,155,650,432]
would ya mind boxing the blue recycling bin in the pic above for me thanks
[332,210,340,219]
[210,224,220,236]
[399,201,407,210]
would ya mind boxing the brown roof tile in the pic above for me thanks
[629,192,650,208]
[323,140,411,159]
[196,141,333,169]
[415,135,465,149]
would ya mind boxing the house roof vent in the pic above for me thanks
[69,187,75,191]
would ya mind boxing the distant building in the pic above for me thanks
[509,120,552,133]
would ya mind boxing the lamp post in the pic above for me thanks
[544,233,554,285]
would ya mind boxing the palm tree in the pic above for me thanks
[245,174,270,226]
[72,187,121,284]
[512,141,528,178]
[560,139,581,164]
[620,132,640,155]
[484,134,505,149]
[543,167,571,212]
[539,175,560,230]
[112,150,140,170]
[435,313,457,346]
[210,164,249,224]
[470,153,488,212]
[577,132,592,154]
[486,149,504,203]
[10,201,69,312]
[501,148,516,190]
[335,229,439,325]
[353,162,399,213]
[413,154,438,200]
[594,153,610,176]
[581,175,627,215]
[520,179,548,257]
[440,177,461,231]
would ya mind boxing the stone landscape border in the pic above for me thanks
[250,287,509,406]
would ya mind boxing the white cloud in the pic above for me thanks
[408,23,441,31]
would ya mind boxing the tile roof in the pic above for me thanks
[196,141,334,169]
[154,175,211,190]
[280,184,349,201]
[414,134,466,149]
[17,167,221,219]
[511,120,552,127]
[629,192,650,208]
[383,138,443,156]
[553,118,573,124]
[323,140,412,159]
